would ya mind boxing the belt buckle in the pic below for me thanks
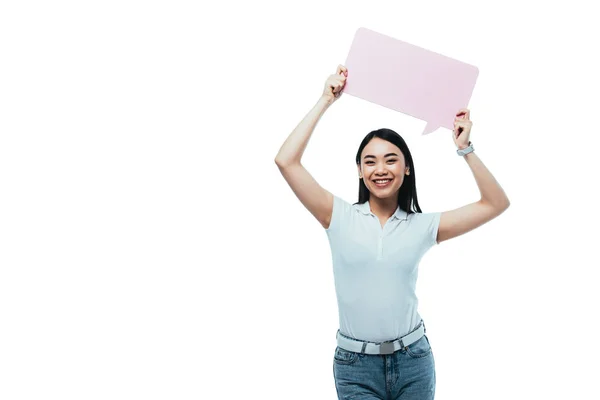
[379,341,395,355]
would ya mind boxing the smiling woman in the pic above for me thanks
[274,64,509,400]
[354,129,422,221]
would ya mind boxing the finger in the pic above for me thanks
[331,81,346,92]
[456,108,470,119]
[330,75,346,85]
[453,123,464,135]
[454,123,469,132]
[337,64,348,75]
[327,77,342,89]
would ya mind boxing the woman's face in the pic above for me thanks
[357,138,409,199]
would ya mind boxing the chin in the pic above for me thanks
[368,189,399,200]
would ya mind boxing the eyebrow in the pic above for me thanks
[363,153,399,159]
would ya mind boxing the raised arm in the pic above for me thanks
[274,65,347,229]
[437,109,510,243]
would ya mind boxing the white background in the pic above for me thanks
[1,1,599,399]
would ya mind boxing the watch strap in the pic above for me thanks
[457,142,474,156]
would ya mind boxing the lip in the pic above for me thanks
[372,178,393,188]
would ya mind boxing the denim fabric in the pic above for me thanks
[333,335,435,400]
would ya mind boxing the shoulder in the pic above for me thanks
[325,196,363,232]
[408,211,442,224]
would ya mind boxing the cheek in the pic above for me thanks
[395,175,405,187]
[392,164,405,176]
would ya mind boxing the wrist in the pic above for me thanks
[456,141,475,156]
[319,95,334,107]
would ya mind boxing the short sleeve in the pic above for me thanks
[425,212,442,246]
[325,195,353,234]
[411,212,442,247]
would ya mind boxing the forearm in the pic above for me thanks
[463,151,510,209]
[274,96,332,167]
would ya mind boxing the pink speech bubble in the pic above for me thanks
[343,28,479,135]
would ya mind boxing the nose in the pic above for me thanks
[375,164,388,176]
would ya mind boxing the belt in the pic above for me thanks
[336,321,426,355]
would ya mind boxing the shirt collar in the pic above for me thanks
[355,200,408,221]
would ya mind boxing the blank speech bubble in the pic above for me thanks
[343,28,479,135]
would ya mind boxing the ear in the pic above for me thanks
[357,164,362,179]
[405,167,410,175]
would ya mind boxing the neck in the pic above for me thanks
[368,196,398,219]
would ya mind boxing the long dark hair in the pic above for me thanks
[354,128,423,214]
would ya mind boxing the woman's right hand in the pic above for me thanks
[322,64,348,104]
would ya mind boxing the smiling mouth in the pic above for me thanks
[373,178,393,187]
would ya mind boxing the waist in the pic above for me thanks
[336,320,426,355]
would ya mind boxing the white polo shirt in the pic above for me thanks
[325,195,441,343]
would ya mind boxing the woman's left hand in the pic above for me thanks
[453,108,472,149]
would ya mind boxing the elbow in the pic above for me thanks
[502,193,511,210]
[481,196,510,214]
[274,156,299,169]
[499,197,510,214]
[274,157,287,168]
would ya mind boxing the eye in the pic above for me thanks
[365,161,375,165]
[387,159,397,163]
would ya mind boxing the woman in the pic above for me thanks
[274,64,510,400]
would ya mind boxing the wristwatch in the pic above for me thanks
[457,142,474,156]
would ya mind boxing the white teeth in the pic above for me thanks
[374,179,391,183]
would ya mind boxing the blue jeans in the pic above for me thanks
[333,334,436,400]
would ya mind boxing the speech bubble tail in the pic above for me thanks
[421,122,439,135]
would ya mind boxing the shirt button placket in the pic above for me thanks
[373,215,385,261]
[377,222,384,260]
